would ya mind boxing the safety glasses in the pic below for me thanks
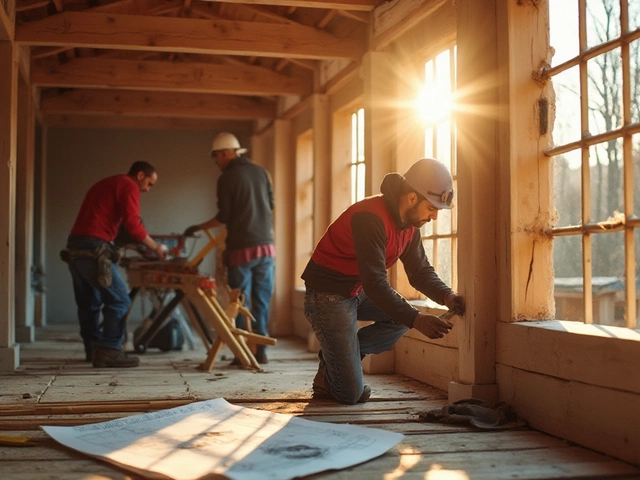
[427,189,454,207]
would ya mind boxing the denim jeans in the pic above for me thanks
[304,289,409,404]
[227,255,275,338]
[67,237,131,351]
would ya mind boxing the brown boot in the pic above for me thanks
[93,347,140,368]
[311,361,371,403]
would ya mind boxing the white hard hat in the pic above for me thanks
[211,132,247,155]
[403,158,454,209]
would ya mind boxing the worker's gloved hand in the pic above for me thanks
[155,243,168,259]
[182,225,200,237]
[413,313,453,340]
[444,292,466,316]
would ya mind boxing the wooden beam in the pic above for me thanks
[30,58,312,96]
[41,113,254,130]
[16,12,365,60]
[0,0,14,40]
[198,0,379,11]
[40,89,276,119]
[372,0,448,50]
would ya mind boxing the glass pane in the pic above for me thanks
[553,151,582,227]
[437,238,452,286]
[549,0,579,67]
[357,108,365,162]
[351,164,357,205]
[436,120,451,165]
[421,219,433,237]
[631,39,640,126]
[422,238,434,264]
[438,209,452,235]
[552,66,582,146]
[591,231,624,326]
[553,235,584,321]
[587,49,623,136]
[586,0,620,50]
[589,139,623,223]
[351,113,357,165]
[631,1,640,31]
[634,133,640,215]
[356,163,365,202]
[424,127,434,158]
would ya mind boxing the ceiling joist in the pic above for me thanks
[31,57,313,96]
[197,0,380,11]
[16,12,365,60]
[40,89,276,119]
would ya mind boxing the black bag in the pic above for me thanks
[134,318,184,352]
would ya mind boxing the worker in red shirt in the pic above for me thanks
[302,158,465,404]
[63,161,167,368]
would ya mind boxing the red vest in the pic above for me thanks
[311,195,415,277]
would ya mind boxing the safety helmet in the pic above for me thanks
[403,158,454,209]
[211,132,247,155]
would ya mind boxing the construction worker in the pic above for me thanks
[63,161,167,368]
[183,132,275,364]
[301,158,465,404]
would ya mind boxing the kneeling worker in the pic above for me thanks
[302,158,466,404]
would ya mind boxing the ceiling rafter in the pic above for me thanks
[17,12,365,60]
[197,0,380,12]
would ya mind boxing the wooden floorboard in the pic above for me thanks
[0,324,639,480]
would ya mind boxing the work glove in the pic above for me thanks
[182,225,201,237]
[413,313,453,340]
[444,292,466,316]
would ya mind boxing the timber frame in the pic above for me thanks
[0,0,639,469]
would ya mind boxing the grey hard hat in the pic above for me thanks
[403,158,454,209]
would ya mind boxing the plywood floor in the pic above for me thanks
[1,324,639,480]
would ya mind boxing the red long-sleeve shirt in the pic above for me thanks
[70,174,148,243]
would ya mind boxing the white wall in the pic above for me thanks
[45,127,238,325]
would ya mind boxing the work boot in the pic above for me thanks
[84,345,94,362]
[92,347,140,368]
[311,361,371,403]
[255,345,268,364]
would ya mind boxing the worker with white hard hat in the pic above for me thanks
[301,158,465,404]
[183,132,275,365]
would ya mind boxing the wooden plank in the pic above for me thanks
[0,0,14,40]
[372,0,448,50]
[198,0,380,11]
[497,321,640,394]
[497,364,640,467]
[31,57,311,96]
[40,89,276,120]
[41,114,254,131]
[16,12,366,60]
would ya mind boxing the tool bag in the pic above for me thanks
[134,318,184,352]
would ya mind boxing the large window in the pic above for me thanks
[418,47,458,294]
[351,107,366,205]
[548,0,640,328]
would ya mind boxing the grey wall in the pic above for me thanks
[45,127,241,324]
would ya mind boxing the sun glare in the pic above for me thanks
[416,83,453,125]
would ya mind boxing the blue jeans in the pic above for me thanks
[67,237,131,351]
[304,289,409,404]
[227,255,275,338]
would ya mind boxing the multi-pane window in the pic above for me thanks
[548,0,640,328]
[419,47,458,293]
[351,108,366,205]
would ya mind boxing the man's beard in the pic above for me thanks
[406,203,428,228]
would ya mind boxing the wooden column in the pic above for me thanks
[449,0,503,402]
[15,74,36,343]
[272,119,295,336]
[0,40,20,370]
[362,51,396,194]
[312,94,331,243]
[33,124,47,327]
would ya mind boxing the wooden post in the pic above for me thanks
[0,40,19,370]
[312,94,331,244]
[272,119,295,336]
[450,0,502,402]
[15,71,36,343]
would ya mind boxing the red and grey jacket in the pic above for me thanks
[301,172,453,328]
